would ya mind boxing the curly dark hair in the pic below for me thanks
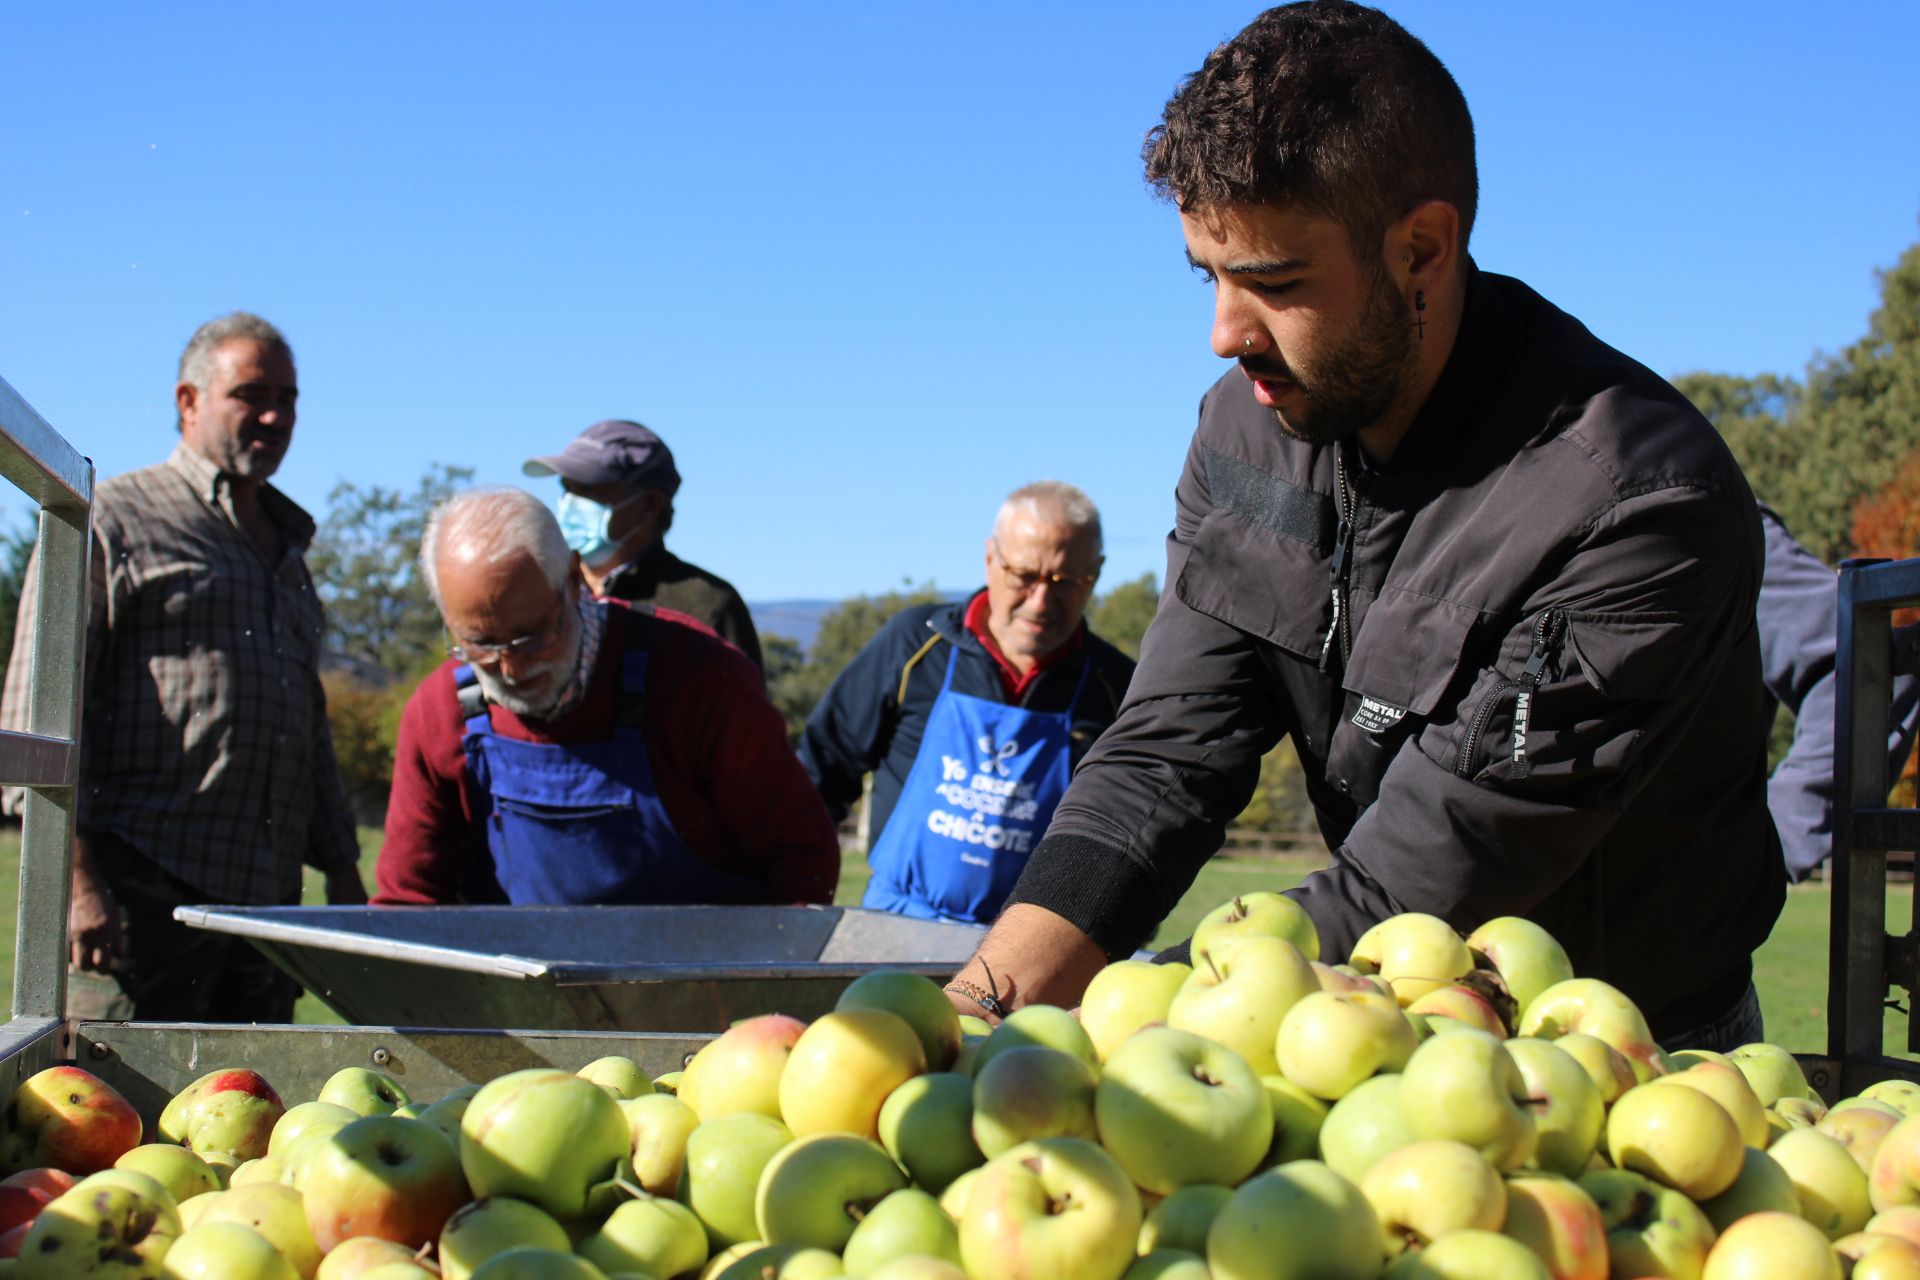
[1143,1,1477,260]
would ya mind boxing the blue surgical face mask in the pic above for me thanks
[556,491,646,568]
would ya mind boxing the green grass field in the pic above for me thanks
[0,828,1910,1057]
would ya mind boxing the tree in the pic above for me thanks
[1087,572,1159,658]
[0,519,36,689]
[766,582,945,742]
[307,463,474,678]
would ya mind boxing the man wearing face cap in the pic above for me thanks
[525,420,763,673]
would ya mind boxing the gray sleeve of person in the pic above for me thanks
[1758,504,1920,881]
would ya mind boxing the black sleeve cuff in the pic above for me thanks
[1003,832,1170,961]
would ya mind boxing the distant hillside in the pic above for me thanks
[748,600,842,652]
[750,592,969,653]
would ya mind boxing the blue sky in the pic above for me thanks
[4,3,1917,608]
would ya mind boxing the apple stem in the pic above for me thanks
[613,1172,648,1201]
[1204,951,1223,983]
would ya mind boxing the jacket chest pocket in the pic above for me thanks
[1326,587,1484,807]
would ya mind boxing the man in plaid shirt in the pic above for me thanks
[2,312,364,1022]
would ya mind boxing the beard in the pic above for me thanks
[1245,265,1417,447]
[474,605,586,721]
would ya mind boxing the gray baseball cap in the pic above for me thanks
[523,420,682,495]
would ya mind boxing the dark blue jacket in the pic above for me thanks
[799,595,1135,844]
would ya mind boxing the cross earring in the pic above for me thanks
[1413,290,1427,340]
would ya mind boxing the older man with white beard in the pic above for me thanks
[373,487,838,906]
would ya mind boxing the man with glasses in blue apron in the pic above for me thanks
[375,487,839,908]
[800,482,1136,923]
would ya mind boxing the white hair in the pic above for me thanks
[994,480,1103,552]
[419,486,572,609]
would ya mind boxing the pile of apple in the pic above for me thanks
[8,896,1920,1279]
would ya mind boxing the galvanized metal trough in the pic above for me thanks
[172,903,987,1032]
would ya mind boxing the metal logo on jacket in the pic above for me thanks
[1352,696,1408,734]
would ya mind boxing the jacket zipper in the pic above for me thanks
[1455,608,1565,780]
[1318,452,1357,674]
[1510,609,1565,781]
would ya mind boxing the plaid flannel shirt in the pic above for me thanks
[1,442,359,904]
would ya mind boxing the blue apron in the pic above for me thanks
[455,619,761,905]
[863,646,1090,923]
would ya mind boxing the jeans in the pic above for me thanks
[1659,981,1764,1055]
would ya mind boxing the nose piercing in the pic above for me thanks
[1243,336,1255,352]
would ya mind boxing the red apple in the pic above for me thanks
[0,1066,142,1175]
[302,1116,469,1253]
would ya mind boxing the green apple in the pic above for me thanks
[1137,1183,1233,1255]
[972,1005,1099,1077]
[837,971,965,1072]
[1403,984,1507,1038]
[959,1138,1141,1280]
[158,1069,286,1163]
[577,1194,708,1279]
[1551,1032,1639,1106]
[267,1103,359,1158]
[1699,1145,1804,1234]
[318,1069,410,1119]
[576,1057,654,1102]
[865,1258,970,1280]
[302,1116,466,1254]
[227,1156,284,1188]
[1835,1230,1920,1277]
[938,1167,979,1218]
[1359,1139,1505,1257]
[1503,1037,1602,1176]
[1093,1025,1271,1194]
[1607,1077,1744,1200]
[185,1180,321,1279]
[620,1093,700,1195]
[467,1249,608,1280]
[841,1188,960,1278]
[675,1111,792,1250]
[707,1244,841,1280]
[1380,1228,1551,1279]
[1701,1209,1843,1280]
[1775,1125,1874,1237]
[779,1010,927,1140]
[1349,912,1473,1005]
[414,1085,482,1153]
[1317,1073,1415,1184]
[112,1144,220,1205]
[1206,1160,1382,1280]
[971,1046,1099,1158]
[439,1197,573,1280]
[158,1221,300,1280]
[1079,960,1192,1063]
[679,1013,809,1123]
[1464,916,1574,1018]
[17,1178,180,1278]
[1259,1075,1328,1169]
[1821,1105,1902,1174]
[1727,1043,1818,1107]
[1864,1081,1920,1118]
[755,1133,907,1252]
[1519,979,1664,1083]
[651,1071,683,1097]
[1399,1028,1537,1171]
[460,1069,634,1221]
[1192,891,1320,962]
[1777,1095,1829,1132]
[1878,1118,1920,1216]
[1656,1061,1770,1148]
[1124,1251,1209,1280]
[1580,1167,1716,1280]
[1168,934,1316,1075]
[878,1073,984,1194]
[1273,990,1418,1101]
[1500,1173,1607,1280]
[313,1235,419,1280]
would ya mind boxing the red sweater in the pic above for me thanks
[375,602,839,906]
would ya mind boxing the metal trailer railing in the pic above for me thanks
[1810,556,1920,1099]
[0,374,92,1092]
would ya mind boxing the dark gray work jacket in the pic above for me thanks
[1011,268,1787,1039]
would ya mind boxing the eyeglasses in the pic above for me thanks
[991,538,1102,596]
[447,593,571,667]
